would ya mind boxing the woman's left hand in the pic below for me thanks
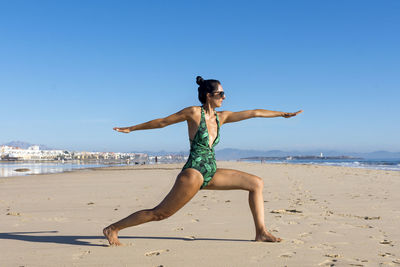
[113,127,131,133]
[282,110,303,118]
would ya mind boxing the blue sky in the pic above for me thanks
[1,0,399,153]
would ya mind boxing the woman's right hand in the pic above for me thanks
[282,110,303,118]
[113,127,131,133]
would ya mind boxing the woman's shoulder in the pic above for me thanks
[176,106,202,119]
[182,106,201,114]
[216,110,230,115]
[179,106,202,123]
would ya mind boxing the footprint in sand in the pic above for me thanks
[364,216,380,220]
[318,259,337,266]
[392,259,400,265]
[311,243,336,250]
[325,254,341,258]
[380,239,394,246]
[293,199,303,205]
[72,250,91,260]
[327,230,339,235]
[144,249,170,256]
[271,209,303,215]
[353,258,369,263]
[299,232,312,238]
[279,252,296,258]
[291,239,304,244]
[379,252,393,257]
[6,212,22,216]
[356,225,373,229]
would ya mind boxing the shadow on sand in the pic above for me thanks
[0,231,251,247]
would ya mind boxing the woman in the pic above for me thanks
[104,76,302,245]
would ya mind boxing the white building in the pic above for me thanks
[0,145,63,160]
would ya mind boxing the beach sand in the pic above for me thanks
[1,162,399,266]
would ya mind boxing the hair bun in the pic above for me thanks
[196,76,204,86]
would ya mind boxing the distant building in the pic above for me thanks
[1,145,64,160]
[1,145,148,163]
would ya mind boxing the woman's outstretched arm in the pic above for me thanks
[113,107,195,133]
[219,109,303,125]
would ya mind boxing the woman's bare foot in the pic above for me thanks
[103,225,122,246]
[255,230,282,242]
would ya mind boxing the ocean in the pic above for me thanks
[1,158,399,178]
[242,158,400,171]
[0,162,124,177]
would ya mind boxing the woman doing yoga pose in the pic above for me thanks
[104,76,303,245]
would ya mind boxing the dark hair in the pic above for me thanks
[196,76,221,104]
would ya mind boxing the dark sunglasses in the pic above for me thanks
[212,91,225,98]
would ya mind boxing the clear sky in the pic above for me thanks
[1,0,399,153]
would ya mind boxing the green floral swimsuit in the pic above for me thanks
[182,106,220,189]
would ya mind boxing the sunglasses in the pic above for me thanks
[212,91,225,98]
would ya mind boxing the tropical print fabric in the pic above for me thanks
[182,106,220,189]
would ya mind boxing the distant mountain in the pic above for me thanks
[214,148,400,160]
[1,141,55,150]
[214,148,300,160]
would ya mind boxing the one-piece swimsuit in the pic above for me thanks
[182,106,220,189]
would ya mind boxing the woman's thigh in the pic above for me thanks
[203,168,263,191]
[153,168,204,215]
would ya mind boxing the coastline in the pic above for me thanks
[1,162,399,266]
[0,161,128,178]
[1,158,399,179]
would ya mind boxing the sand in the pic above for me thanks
[1,162,399,266]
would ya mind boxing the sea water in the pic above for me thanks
[0,162,124,177]
[245,158,400,171]
[2,158,399,178]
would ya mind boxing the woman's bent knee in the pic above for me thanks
[250,175,264,192]
[151,208,173,221]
